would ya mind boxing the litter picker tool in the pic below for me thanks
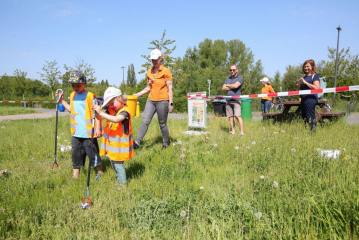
[81,99,99,209]
[52,89,63,169]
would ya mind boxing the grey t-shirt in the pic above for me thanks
[224,75,243,96]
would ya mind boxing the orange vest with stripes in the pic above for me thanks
[69,91,95,137]
[100,107,135,161]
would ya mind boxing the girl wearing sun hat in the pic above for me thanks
[93,87,134,186]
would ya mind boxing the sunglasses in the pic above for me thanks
[229,69,237,72]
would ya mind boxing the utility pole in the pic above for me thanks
[121,66,125,86]
[333,25,342,102]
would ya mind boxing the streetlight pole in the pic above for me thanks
[333,25,342,101]
[121,66,125,87]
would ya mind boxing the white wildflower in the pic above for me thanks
[213,143,218,148]
[180,210,187,218]
[199,186,204,190]
[251,141,256,145]
[273,131,279,134]
[234,146,240,150]
[272,181,279,188]
[260,175,265,180]
[173,141,183,146]
[291,148,296,153]
[60,145,72,152]
[254,211,262,220]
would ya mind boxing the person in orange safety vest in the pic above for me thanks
[94,87,134,186]
[58,70,103,179]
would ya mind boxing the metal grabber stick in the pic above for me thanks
[52,89,63,169]
[81,99,98,209]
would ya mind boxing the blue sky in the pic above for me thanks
[1,0,358,86]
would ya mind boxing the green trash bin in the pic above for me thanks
[241,98,252,120]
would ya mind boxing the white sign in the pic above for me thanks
[187,92,207,128]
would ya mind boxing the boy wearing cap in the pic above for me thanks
[260,77,275,113]
[94,87,134,186]
[58,71,103,179]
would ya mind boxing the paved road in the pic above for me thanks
[1,108,359,124]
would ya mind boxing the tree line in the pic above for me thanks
[1,32,358,112]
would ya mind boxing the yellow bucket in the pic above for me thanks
[126,95,138,117]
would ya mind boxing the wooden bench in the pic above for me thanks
[317,111,345,122]
[262,112,283,121]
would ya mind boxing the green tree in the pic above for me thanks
[272,71,282,92]
[62,59,97,96]
[140,30,176,74]
[282,65,302,91]
[172,38,263,111]
[318,48,359,88]
[40,60,61,99]
[64,59,96,85]
[126,64,137,87]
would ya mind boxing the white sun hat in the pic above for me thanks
[260,77,270,83]
[102,87,122,108]
[150,48,162,60]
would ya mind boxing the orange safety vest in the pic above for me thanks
[69,91,95,137]
[100,107,135,161]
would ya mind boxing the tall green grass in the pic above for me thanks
[0,116,358,239]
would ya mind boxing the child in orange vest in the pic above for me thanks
[93,87,135,186]
[59,71,103,179]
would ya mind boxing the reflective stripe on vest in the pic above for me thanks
[100,107,134,161]
[69,91,95,137]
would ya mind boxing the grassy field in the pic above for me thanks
[0,106,36,116]
[0,115,358,239]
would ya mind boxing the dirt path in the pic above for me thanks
[0,109,68,121]
[1,109,359,125]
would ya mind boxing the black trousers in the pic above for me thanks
[71,137,101,169]
[301,97,317,129]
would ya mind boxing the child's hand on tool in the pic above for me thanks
[55,90,64,103]
[93,105,101,114]
[94,126,102,137]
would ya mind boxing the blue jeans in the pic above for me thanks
[111,161,127,184]
[261,100,272,113]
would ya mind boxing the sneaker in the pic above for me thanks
[133,141,140,149]
[162,143,170,149]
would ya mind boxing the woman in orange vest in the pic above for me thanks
[260,77,275,113]
[94,87,134,186]
[133,48,173,149]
